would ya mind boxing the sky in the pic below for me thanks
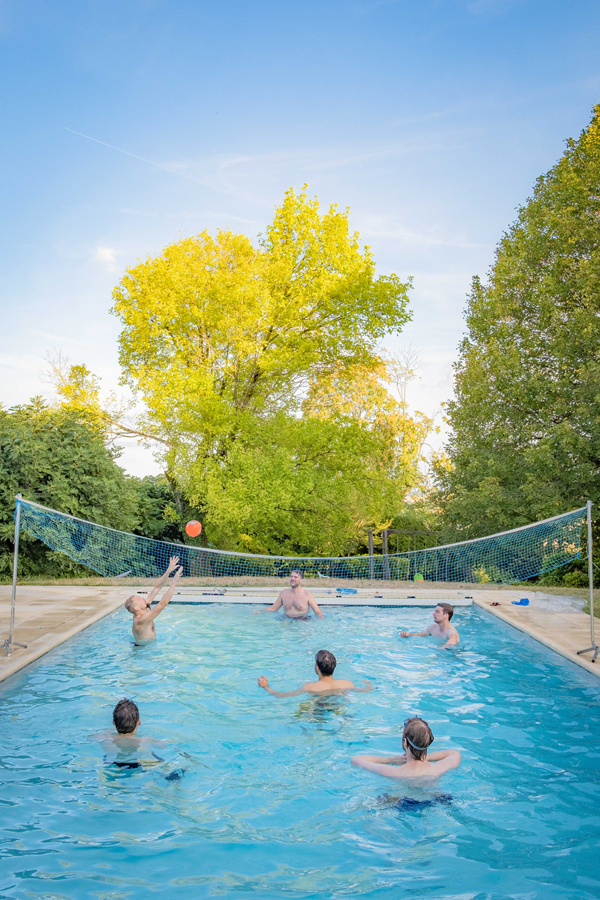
[1,0,600,475]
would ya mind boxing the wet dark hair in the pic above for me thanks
[290,569,304,579]
[437,602,454,621]
[315,649,336,676]
[113,698,140,734]
[403,717,434,761]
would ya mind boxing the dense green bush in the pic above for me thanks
[0,400,140,576]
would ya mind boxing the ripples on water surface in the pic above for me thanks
[1,604,600,899]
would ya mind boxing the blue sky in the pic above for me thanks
[2,0,599,474]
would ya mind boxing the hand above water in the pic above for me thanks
[258,676,269,689]
[166,556,180,575]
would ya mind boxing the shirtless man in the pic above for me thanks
[258,649,372,697]
[89,698,166,768]
[124,557,183,644]
[351,716,461,781]
[254,569,324,618]
[400,602,459,648]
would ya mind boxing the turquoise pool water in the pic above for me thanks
[1,605,599,899]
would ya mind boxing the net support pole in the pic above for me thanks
[382,529,390,580]
[5,494,28,657]
[577,499,598,663]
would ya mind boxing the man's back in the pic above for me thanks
[303,677,356,694]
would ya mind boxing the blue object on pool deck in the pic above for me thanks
[512,598,530,605]
[335,587,358,594]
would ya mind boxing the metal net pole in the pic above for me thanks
[5,494,28,657]
[577,500,598,663]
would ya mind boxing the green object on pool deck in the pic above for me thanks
[414,573,424,581]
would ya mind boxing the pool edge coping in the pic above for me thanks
[0,594,126,684]
[3,587,598,683]
[473,598,600,678]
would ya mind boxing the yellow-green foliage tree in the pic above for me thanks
[104,188,426,553]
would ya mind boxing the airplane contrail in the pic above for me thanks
[64,127,203,183]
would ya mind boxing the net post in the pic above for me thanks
[382,529,390,580]
[577,500,598,662]
[5,494,28,657]
[368,530,374,579]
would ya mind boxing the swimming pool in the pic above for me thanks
[1,605,599,899]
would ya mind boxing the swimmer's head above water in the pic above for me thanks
[315,649,336,677]
[125,594,150,614]
[289,569,304,588]
[433,603,454,624]
[113,698,141,735]
[402,716,434,761]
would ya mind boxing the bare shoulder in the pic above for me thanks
[88,731,112,742]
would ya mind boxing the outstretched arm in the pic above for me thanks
[349,680,374,693]
[139,568,183,622]
[253,596,283,614]
[308,594,324,618]
[428,749,462,771]
[351,754,407,777]
[145,556,180,606]
[257,675,307,697]
[400,628,431,638]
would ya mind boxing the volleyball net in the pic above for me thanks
[15,496,587,583]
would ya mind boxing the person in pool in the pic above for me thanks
[253,569,324,619]
[89,698,166,768]
[351,716,461,782]
[399,602,459,648]
[124,557,183,644]
[258,649,372,696]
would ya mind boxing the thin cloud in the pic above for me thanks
[360,216,490,250]
[94,246,117,271]
[65,128,205,185]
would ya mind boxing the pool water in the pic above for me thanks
[1,604,600,899]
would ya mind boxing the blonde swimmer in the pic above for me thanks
[124,557,183,644]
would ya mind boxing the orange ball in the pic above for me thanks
[185,520,202,537]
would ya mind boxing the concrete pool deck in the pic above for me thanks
[1,584,599,683]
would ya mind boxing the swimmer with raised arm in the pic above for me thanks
[258,649,372,697]
[254,569,324,618]
[124,557,183,644]
[352,716,461,782]
[400,602,459,648]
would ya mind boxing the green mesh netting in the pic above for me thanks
[15,497,587,582]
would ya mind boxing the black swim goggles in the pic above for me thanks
[403,717,431,751]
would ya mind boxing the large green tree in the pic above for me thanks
[0,400,140,575]
[106,188,421,553]
[437,105,600,541]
